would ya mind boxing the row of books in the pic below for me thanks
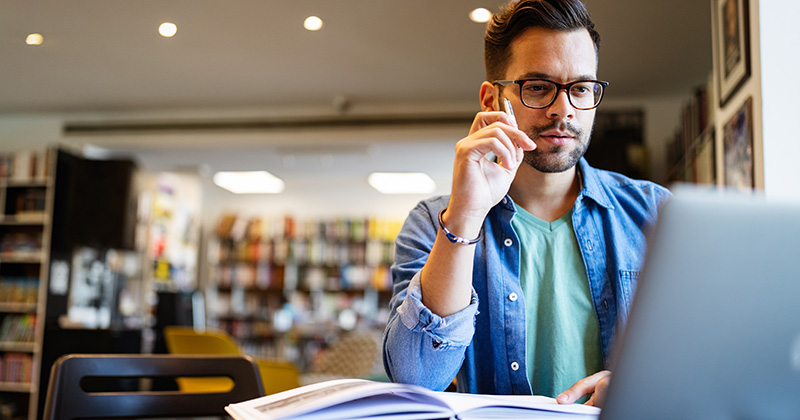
[0,278,38,304]
[0,233,42,255]
[0,353,32,384]
[0,315,35,343]
[215,214,403,243]
[666,83,716,184]
[213,262,393,293]
[5,188,47,217]
[0,150,51,182]
[211,237,395,268]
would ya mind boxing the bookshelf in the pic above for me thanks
[206,214,401,371]
[0,149,54,420]
[666,84,718,185]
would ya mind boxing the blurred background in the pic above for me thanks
[0,1,723,418]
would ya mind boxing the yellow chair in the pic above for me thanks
[163,326,300,395]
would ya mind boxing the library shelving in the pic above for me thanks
[206,214,401,371]
[0,149,54,420]
[666,83,718,185]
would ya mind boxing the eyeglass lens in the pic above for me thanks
[520,80,603,109]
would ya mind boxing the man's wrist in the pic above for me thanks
[438,208,483,245]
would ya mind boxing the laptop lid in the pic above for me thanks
[600,187,800,420]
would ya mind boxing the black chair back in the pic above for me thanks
[43,354,264,420]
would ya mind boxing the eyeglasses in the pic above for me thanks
[492,78,609,110]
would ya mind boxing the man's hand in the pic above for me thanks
[556,370,611,407]
[446,111,535,234]
[419,110,534,317]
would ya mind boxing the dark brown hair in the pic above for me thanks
[485,0,600,81]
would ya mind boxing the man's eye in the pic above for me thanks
[571,83,593,96]
[523,83,552,95]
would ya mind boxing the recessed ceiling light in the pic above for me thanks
[368,172,436,194]
[469,8,493,23]
[26,33,44,46]
[159,22,178,38]
[213,171,285,194]
[304,16,323,31]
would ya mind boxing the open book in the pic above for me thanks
[225,378,600,420]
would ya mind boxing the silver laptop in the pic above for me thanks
[600,186,800,420]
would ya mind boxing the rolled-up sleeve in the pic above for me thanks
[382,197,479,391]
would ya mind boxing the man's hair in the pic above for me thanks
[484,0,600,81]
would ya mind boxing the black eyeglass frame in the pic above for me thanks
[492,78,610,110]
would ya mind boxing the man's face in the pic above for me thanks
[503,27,598,173]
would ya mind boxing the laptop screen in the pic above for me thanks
[600,187,800,420]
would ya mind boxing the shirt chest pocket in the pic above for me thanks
[618,269,640,312]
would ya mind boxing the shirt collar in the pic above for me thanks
[498,157,616,214]
[577,157,615,210]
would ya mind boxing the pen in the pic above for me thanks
[502,97,516,125]
[502,97,520,150]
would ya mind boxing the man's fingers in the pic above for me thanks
[556,370,611,405]
[470,111,515,133]
[469,112,535,151]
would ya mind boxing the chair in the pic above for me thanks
[301,332,380,385]
[43,354,263,420]
[163,326,300,395]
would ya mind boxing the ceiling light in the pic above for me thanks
[26,33,44,46]
[159,22,178,38]
[304,16,323,31]
[213,171,285,194]
[469,8,493,23]
[368,172,436,195]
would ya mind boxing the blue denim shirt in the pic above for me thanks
[382,158,671,394]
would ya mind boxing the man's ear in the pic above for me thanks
[479,81,499,112]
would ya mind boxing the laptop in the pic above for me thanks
[599,186,800,420]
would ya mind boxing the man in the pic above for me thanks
[382,0,670,407]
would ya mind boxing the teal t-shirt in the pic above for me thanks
[511,203,603,399]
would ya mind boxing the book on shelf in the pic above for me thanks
[0,150,50,182]
[0,314,36,343]
[225,378,600,420]
[0,352,33,383]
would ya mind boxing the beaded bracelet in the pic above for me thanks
[438,208,482,245]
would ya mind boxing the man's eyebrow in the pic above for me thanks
[515,72,598,81]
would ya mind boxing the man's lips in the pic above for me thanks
[538,130,575,146]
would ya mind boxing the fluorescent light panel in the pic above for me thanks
[213,171,285,194]
[368,172,436,194]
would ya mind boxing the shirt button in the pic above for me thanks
[510,362,519,371]
[504,238,513,247]
[508,293,518,302]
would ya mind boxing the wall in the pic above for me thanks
[709,0,799,198]
[758,1,800,198]
[0,114,61,151]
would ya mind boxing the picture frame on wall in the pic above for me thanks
[723,97,754,190]
[714,0,750,107]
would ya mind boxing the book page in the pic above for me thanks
[435,393,600,419]
[227,379,452,420]
[226,379,600,420]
